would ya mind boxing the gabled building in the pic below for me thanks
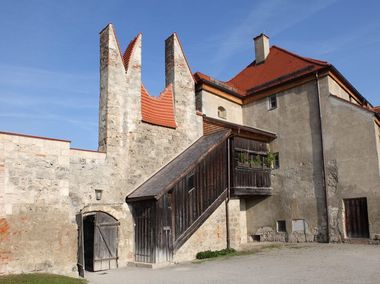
[0,25,379,276]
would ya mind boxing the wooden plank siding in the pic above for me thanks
[131,140,228,263]
[132,201,156,263]
[170,141,228,243]
[130,135,274,264]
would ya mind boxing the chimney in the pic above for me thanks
[254,33,270,64]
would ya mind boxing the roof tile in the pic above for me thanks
[195,46,330,96]
[141,84,177,129]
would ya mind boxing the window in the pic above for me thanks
[217,106,227,119]
[273,152,280,169]
[268,94,277,110]
[187,173,195,193]
[167,190,173,209]
[277,220,286,233]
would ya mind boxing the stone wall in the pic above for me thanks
[173,201,227,262]
[0,133,77,275]
[243,80,327,242]
[0,24,208,276]
[98,25,203,194]
[173,199,248,262]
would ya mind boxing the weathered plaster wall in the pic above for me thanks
[243,80,327,242]
[319,76,380,241]
[199,90,243,124]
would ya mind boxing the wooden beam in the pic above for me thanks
[232,187,272,196]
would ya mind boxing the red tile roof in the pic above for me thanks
[122,34,141,71]
[228,46,329,95]
[141,84,177,129]
[195,46,330,96]
[374,106,380,114]
[122,33,177,129]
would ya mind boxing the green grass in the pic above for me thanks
[193,243,284,263]
[196,248,237,259]
[0,273,87,284]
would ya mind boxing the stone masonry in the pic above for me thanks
[0,24,238,276]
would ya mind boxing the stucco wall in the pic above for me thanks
[199,90,243,124]
[242,80,327,242]
[319,76,380,241]
[375,123,380,176]
[242,76,380,244]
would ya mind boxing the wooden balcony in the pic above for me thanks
[231,167,272,197]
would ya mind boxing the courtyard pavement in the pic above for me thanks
[86,243,380,284]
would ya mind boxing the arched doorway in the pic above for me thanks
[81,211,119,272]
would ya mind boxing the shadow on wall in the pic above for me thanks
[307,82,328,242]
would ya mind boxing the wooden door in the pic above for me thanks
[93,212,119,271]
[133,201,156,263]
[76,213,85,277]
[344,198,369,238]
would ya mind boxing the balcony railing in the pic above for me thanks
[232,167,272,196]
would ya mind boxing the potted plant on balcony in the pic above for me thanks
[264,152,275,169]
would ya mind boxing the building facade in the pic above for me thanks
[0,25,379,276]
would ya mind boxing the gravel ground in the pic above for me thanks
[86,243,380,284]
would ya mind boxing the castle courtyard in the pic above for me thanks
[86,243,380,284]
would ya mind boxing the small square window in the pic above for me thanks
[273,152,280,169]
[268,95,277,110]
[277,220,286,233]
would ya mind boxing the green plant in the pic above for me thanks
[265,151,275,168]
[196,248,236,259]
[250,155,262,168]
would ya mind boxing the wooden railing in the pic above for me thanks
[232,167,272,196]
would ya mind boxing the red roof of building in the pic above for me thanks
[374,106,380,114]
[121,34,176,129]
[195,46,330,96]
[122,34,140,71]
[141,84,177,129]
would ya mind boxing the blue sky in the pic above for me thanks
[0,0,379,149]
